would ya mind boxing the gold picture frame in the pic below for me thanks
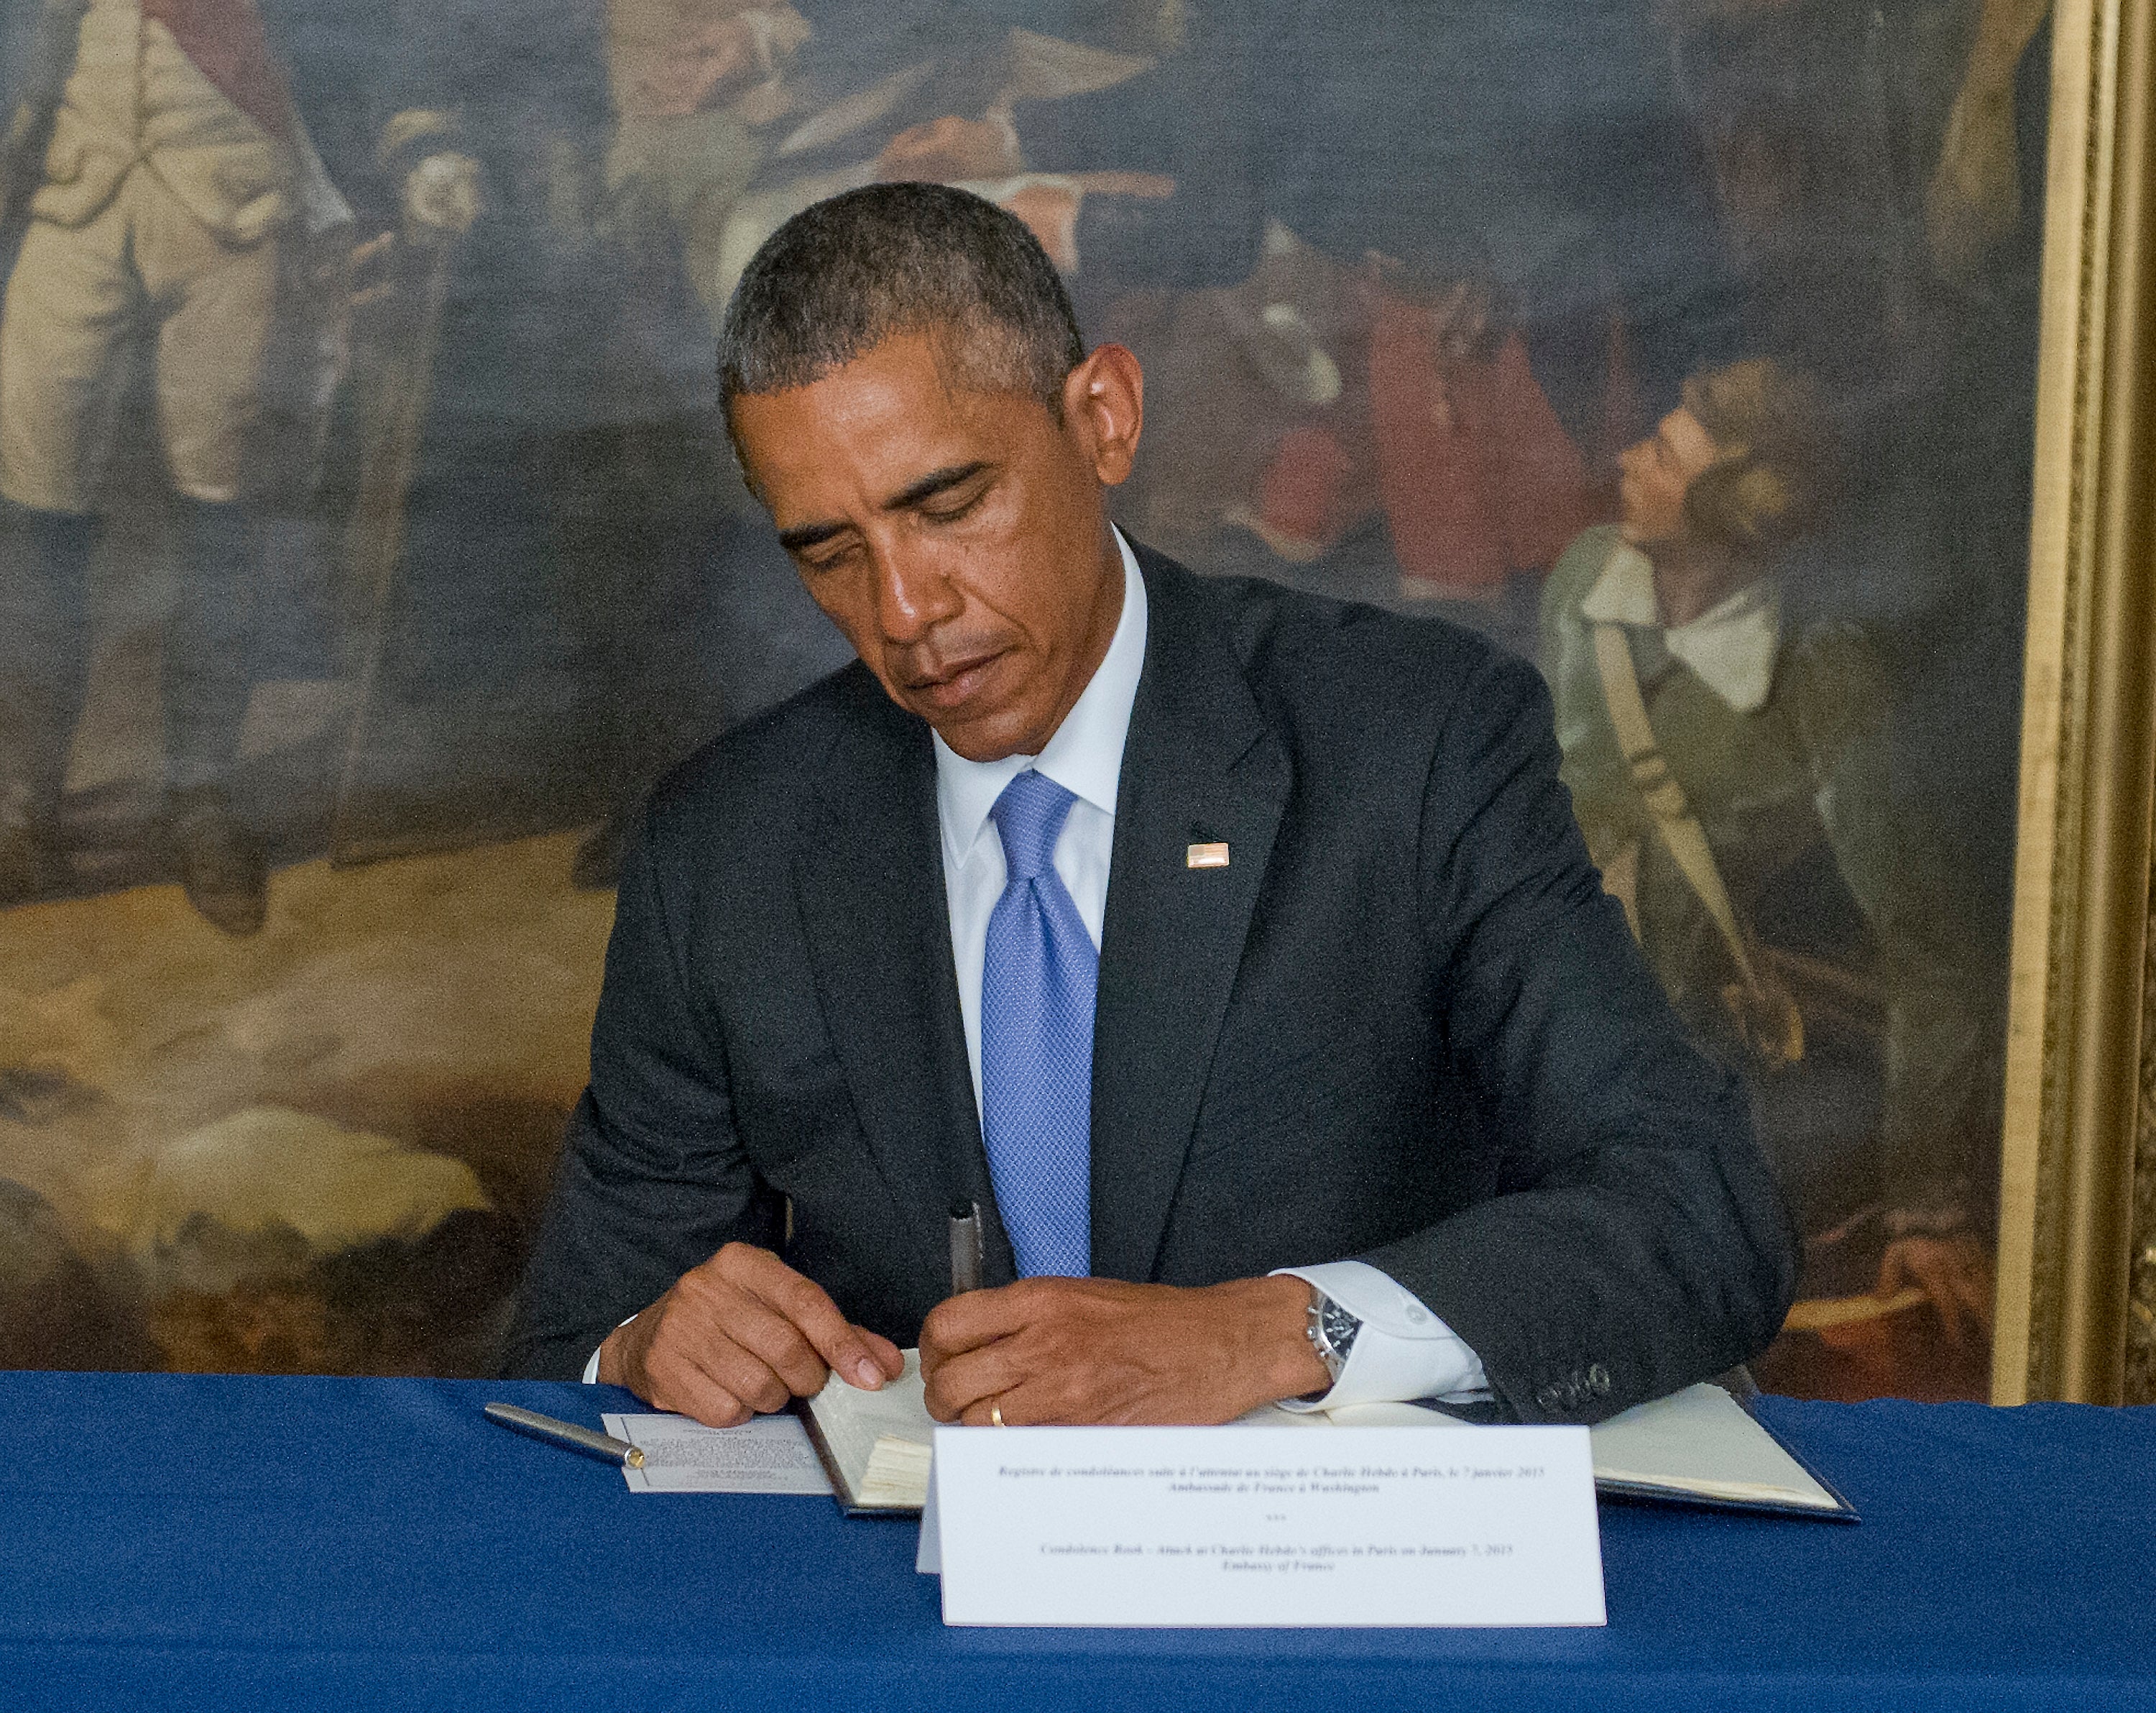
[1994,0,2156,1403]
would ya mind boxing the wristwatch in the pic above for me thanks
[1304,1290,1363,1388]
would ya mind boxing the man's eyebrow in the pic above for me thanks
[885,461,991,512]
[777,519,847,553]
[775,463,993,554]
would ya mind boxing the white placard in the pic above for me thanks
[929,1425,1604,1627]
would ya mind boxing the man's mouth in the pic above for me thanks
[906,649,1007,712]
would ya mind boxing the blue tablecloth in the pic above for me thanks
[0,1373,2143,1711]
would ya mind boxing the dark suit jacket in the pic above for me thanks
[504,543,1797,1420]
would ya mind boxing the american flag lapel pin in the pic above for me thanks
[1185,842,1230,870]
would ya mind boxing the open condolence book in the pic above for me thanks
[796,1352,1855,1521]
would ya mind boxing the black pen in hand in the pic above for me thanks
[948,1198,982,1296]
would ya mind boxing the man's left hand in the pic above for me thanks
[918,1274,1329,1425]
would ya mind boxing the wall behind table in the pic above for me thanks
[0,0,2051,1395]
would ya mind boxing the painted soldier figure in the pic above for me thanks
[0,0,477,931]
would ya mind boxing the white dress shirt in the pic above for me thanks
[591,529,1488,1405]
[932,531,1485,1408]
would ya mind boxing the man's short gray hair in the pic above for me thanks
[717,182,1086,415]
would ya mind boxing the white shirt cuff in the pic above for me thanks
[1268,1259,1490,1410]
[581,1313,637,1384]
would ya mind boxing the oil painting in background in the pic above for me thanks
[0,0,2046,1399]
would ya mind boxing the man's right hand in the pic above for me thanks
[596,1242,903,1426]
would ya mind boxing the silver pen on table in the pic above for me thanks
[948,1198,983,1296]
[484,1402,645,1469]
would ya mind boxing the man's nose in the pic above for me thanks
[872,548,962,644]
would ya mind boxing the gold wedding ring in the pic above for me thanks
[989,1400,1007,1428]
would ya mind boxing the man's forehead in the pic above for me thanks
[740,393,999,502]
[742,334,1039,437]
[735,334,952,423]
[732,334,1053,515]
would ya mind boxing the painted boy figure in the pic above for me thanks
[1539,358,1996,1345]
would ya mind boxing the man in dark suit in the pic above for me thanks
[503,183,1795,1428]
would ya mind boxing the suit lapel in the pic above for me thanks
[793,674,992,1287]
[1091,551,1289,1281]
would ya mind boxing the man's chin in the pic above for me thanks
[888,664,1050,761]
[925,711,1036,764]
[911,689,1059,763]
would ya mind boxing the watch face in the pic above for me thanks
[1320,1299,1362,1358]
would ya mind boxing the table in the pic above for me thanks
[0,1374,2145,1711]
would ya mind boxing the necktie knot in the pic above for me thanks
[990,771,1077,882]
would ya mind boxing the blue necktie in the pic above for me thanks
[980,770,1096,1278]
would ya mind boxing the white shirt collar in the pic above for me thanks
[933,528,1148,869]
[1579,538,1782,715]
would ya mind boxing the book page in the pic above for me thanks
[803,1349,935,1502]
[1238,1385,1838,1510]
[815,1358,1837,1514]
[858,1436,934,1509]
[1583,1383,1838,1507]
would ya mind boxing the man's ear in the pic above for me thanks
[1061,344,1144,487]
